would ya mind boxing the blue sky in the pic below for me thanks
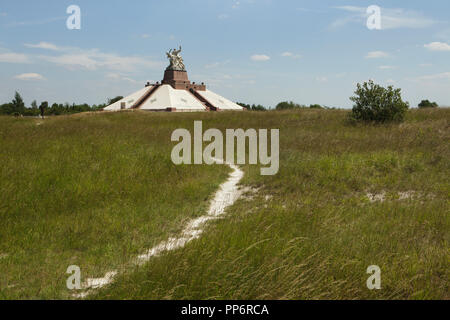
[1,0,449,108]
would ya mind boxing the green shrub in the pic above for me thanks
[108,96,124,105]
[418,100,438,108]
[11,91,26,115]
[350,80,409,123]
[276,101,306,110]
[0,103,13,115]
[236,102,267,111]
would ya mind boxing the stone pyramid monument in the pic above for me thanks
[104,47,245,112]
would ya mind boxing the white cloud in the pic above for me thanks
[105,73,137,83]
[39,47,164,72]
[419,63,432,67]
[41,53,98,70]
[424,42,450,52]
[24,42,61,51]
[379,65,396,70]
[337,6,362,13]
[381,9,436,29]
[316,76,328,82]
[251,54,270,61]
[19,42,165,71]
[218,14,229,20]
[281,52,302,59]
[414,72,450,81]
[141,34,151,39]
[366,51,389,59]
[333,6,437,30]
[14,73,46,81]
[0,52,30,63]
[407,72,450,85]
[204,60,231,69]
[122,77,137,83]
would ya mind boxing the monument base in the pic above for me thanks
[162,69,206,91]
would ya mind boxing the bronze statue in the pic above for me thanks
[166,46,186,71]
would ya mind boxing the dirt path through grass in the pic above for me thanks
[75,158,244,298]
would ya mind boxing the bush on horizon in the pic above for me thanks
[418,100,438,108]
[349,80,409,123]
[276,101,325,110]
[237,102,267,111]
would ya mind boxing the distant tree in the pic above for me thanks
[11,91,26,115]
[108,96,124,105]
[309,104,323,109]
[0,103,13,115]
[349,80,409,123]
[418,100,438,108]
[276,101,306,110]
[276,101,293,110]
[93,103,106,111]
[237,102,267,111]
[251,104,266,111]
[237,102,251,110]
[0,97,100,117]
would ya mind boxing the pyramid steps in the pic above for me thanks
[188,88,218,111]
[131,85,161,109]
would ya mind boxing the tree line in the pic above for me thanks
[0,91,124,117]
[274,102,332,110]
[237,102,330,110]
[1,86,440,120]
[236,102,268,111]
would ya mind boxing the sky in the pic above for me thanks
[0,0,449,108]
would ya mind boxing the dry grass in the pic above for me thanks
[0,112,229,299]
[0,108,448,299]
[96,108,448,300]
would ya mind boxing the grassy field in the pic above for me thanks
[0,112,230,299]
[0,108,448,299]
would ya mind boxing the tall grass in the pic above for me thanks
[96,108,448,300]
[0,108,448,299]
[0,112,230,299]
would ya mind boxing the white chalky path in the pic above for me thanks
[74,158,244,298]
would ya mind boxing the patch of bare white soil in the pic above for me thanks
[366,192,387,203]
[73,158,244,299]
[366,191,435,203]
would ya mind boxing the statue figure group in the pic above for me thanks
[166,46,186,71]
